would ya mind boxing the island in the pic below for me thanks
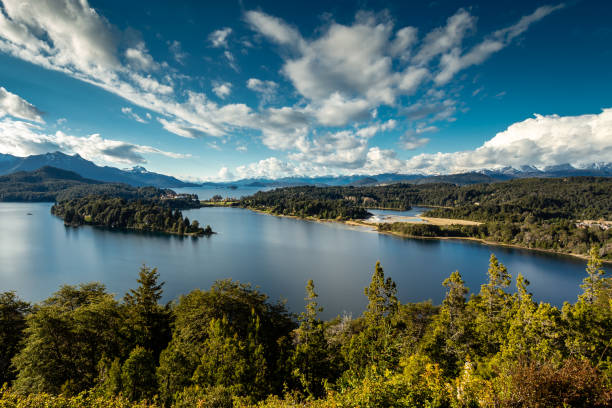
[51,195,213,236]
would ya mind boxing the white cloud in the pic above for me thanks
[168,40,187,64]
[389,26,417,58]
[413,9,476,65]
[435,5,564,84]
[209,27,232,48]
[213,82,232,99]
[0,0,255,141]
[224,50,238,71]
[226,108,612,178]
[246,78,278,104]
[244,11,304,48]
[313,93,371,127]
[125,42,158,71]
[403,108,612,173]
[0,1,566,178]
[247,6,556,130]
[399,132,430,150]
[0,117,188,165]
[235,157,297,179]
[217,166,234,180]
[121,106,147,123]
[0,86,44,123]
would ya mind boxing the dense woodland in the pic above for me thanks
[0,249,610,407]
[240,178,612,258]
[51,196,212,236]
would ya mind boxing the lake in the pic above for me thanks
[0,202,599,318]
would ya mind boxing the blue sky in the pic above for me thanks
[0,0,611,180]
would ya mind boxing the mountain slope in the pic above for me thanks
[0,166,166,202]
[0,152,197,187]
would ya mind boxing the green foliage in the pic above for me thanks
[0,292,30,386]
[0,166,178,203]
[121,347,158,402]
[240,178,612,257]
[471,255,513,357]
[123,266,172,360]
[156,279,295,405]
[423,271,474,375]
[342,262,400,378]
[51,196,212,236]
[12,283,123,395]
[3,253,611,406]
[290,280,337,399]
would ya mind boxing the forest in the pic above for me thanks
[51,196,213,236]
[239,178,612,258]
[0,248,610,407]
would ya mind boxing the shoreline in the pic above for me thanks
[233,206,610,264]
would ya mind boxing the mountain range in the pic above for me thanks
[0,152,197,188]
[1,152,611,188]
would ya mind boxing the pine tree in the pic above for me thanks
[344,262,400,376]
[364,261,399,322]
[123,266,171,360]
[424,270,473,374]
[291,280,334,399]
[581,246,607,304]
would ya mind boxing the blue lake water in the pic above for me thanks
[0,202,600,318]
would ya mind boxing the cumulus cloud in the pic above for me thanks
[402,109,612,173]
[246,6,555,130]
[235,157,297,179]
[0,1,566,178]
[0,86,44,123]
[217,166,234,180]
[213,82,232,99]
[246,78,278,105]
[0,0,254,141]
[209,27,232,48]
[413,9,476,65]
[224,109,612,178]
[0,117,188,165]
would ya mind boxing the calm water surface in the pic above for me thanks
[0,203,600,318]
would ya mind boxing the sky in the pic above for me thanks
[0,0,611,181]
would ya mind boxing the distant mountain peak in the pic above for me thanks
[128,165,149,174]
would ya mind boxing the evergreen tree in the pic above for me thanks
[12,283,122,395]
[364,261,399,322]
[291,280,334,399]
[500,274,565,364]
[123,266,172,361]
[562,247,612,364]
[471,254,512,356]
[0,292,30,386]
[581,246,608,304]
[424,271,473,374]
[344,262,400,377]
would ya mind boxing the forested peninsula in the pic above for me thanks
[51,196,213,236]
[1,249,610,407]
[237,178,612,259]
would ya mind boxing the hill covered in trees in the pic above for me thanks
[51,196,213,236]
[0,249,610,407]
[0,166,176,203]
[239,178,612,258]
